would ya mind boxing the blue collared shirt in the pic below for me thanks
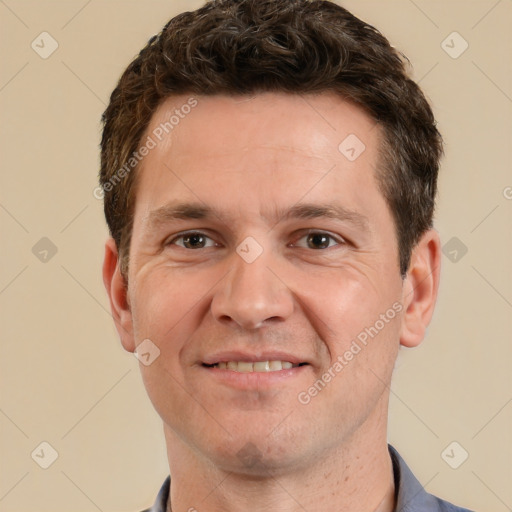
[141,444,475,512]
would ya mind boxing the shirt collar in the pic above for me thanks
[389,444,473,511]
[389,444,437,511]
[144,444,471,512]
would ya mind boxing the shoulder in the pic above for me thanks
[430,495,475,512]
[388,444,475,512]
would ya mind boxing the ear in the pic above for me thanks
[102,237,136,353]
[399,228,441,348]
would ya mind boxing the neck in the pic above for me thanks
[163,407,396,512]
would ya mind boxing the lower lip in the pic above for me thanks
[201,364,310,389]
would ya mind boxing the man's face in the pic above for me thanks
[117,93,407,472]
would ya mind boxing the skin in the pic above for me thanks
[103,92,441,512]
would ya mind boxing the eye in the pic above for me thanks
[291,230,344,250]
[167,231,217,249]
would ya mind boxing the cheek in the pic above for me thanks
[298,265,403,399]
[303,270,401,399]
[130,266,213,347]
[129,268,210,421]
[302,267,399,346]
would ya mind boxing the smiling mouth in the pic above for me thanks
[203,361,309,373]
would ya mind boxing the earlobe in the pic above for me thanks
[102,238,136,353]
[399,229,441,348]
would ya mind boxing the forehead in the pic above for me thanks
[144,92,379,164]
[133,92,386,224]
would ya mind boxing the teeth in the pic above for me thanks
[237,361,253,373]
[253,361,270,372]
[211,360,300,372]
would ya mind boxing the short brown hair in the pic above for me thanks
[100,0,443,278]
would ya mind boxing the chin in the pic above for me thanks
[201,428,313,477]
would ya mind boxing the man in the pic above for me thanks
[100,1,474,511]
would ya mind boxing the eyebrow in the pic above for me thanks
[145,201,370,232]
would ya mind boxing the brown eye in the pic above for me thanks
[169,232,216,249]
[307,233,330,249]
[292,231,344,250]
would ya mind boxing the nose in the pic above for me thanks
[211,247,294,330]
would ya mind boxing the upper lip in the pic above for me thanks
[202,351,309,366]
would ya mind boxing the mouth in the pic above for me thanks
[200,354,312,390]
[202,360,309,373]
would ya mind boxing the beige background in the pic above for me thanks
[1,0,511,511]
